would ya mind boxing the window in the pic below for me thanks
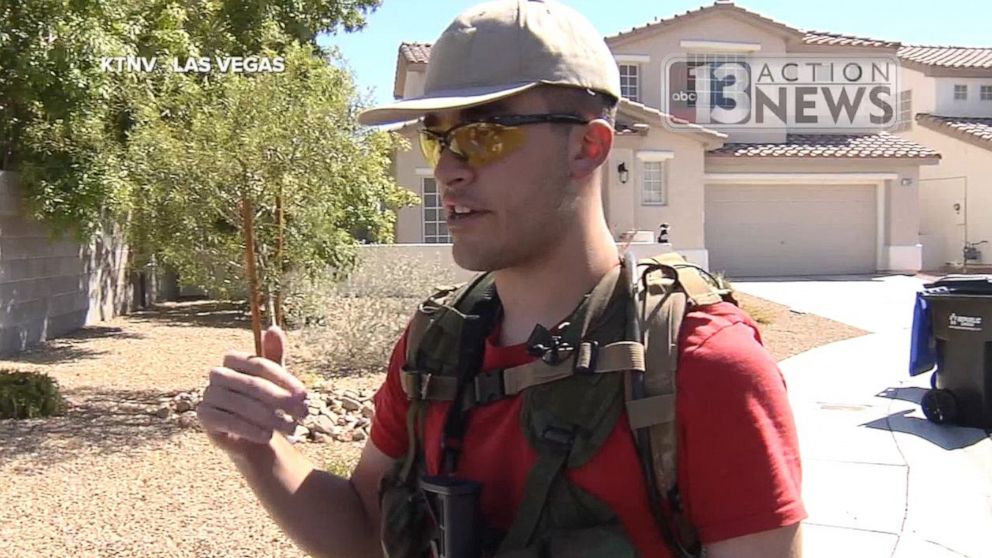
[954,84,968,100]
[982,85,992,101]
[895,90,913,131]
[422,177,450,243]
[685,53,747,109]
[619,64,640,102]
[641,161,666,205]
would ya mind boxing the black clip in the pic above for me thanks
[472,370,506,405]
[526,323,573,365]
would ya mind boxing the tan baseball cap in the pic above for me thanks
[357,0,621,126]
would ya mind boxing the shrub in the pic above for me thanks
[284,252,465,373]
[0,370,67,419]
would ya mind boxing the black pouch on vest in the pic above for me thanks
[380,468,435,558]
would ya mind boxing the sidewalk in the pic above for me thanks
[736,277,992,558]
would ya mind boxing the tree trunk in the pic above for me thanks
[241,197,263,355]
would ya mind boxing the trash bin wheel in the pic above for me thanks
[921,389,958,425]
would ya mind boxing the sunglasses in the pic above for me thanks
[418,113,590,168]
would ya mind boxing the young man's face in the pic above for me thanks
[422,89,586,273]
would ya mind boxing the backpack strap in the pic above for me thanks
[625,251,734,558]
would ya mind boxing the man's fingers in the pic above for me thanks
[222,351,307,401]
[197,405,273,445]
[262,326,287,367]
[210,365,308,419]
[202,384,298,435]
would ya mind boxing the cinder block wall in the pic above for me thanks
[0,171,131,355]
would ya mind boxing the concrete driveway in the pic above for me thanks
[734,275,992,558]
[733,274,926,333]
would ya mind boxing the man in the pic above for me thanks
[196,1,806,557]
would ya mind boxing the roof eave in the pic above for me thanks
[916,115,992,152]
[706,153,942,163]
[606,4,803,48]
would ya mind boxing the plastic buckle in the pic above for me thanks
[473,370,505,405]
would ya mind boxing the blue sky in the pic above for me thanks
[318,0,992,107]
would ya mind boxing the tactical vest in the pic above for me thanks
[379,252,736,558]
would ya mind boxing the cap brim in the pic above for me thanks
[357,82,540,126]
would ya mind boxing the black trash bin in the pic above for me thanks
[919,275,992,429]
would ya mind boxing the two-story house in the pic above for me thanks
[384,1,967,278]
[895,47,992,270]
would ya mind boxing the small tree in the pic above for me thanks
[127,44,417,351]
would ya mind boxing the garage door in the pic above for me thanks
[705,183,877,277]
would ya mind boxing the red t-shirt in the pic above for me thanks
[372,301,807,556]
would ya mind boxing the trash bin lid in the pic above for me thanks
[924,274,992,295]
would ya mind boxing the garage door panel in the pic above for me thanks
[705,184,876,277]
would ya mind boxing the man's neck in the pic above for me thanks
[492,220,620,347]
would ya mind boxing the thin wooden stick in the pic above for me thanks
[241,196,263,355]
[275,190,285,328]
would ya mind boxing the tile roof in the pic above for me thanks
[897,46,992,69]
[607,2,804,44]
[708,133,939,159]
[803,31,899,48]
[399,43,431,64]
[607,3,898,48]
[916,114,992,149]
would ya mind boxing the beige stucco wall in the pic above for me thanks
[933,76,992,118]
[402,68,426,99]
[608,130,707,251]
[392,127,428,243]
[704,157,930,251]
[899,65,936,117]
[902,126,992,267]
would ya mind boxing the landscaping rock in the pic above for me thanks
[177,411,199,429]
[340,396,362,412]
[151,385,376,444]
[311,415,337,436]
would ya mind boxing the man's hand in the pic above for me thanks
[198,325,309,454]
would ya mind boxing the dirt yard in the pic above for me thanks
[0,294,864,557]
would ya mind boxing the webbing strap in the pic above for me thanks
[397,399,424,483]
[644,253,724,307]
[586,341,645,373]
[626,394,676,429]
[399,341,646,405]
[497,429,574,552]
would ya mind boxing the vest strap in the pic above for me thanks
[626,394,676,430]
[497,425,575,552]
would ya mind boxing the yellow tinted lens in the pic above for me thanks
[450,123,526,168]
[419,131,443,166]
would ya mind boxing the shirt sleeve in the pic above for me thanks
[677,318,808,543]
[370,328,412,459]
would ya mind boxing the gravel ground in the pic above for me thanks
[0,295,864,557]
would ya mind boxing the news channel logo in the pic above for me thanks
[661,54,901,132]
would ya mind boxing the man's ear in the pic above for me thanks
[570,119,614,180]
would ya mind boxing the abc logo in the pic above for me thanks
[671,90,697,102]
